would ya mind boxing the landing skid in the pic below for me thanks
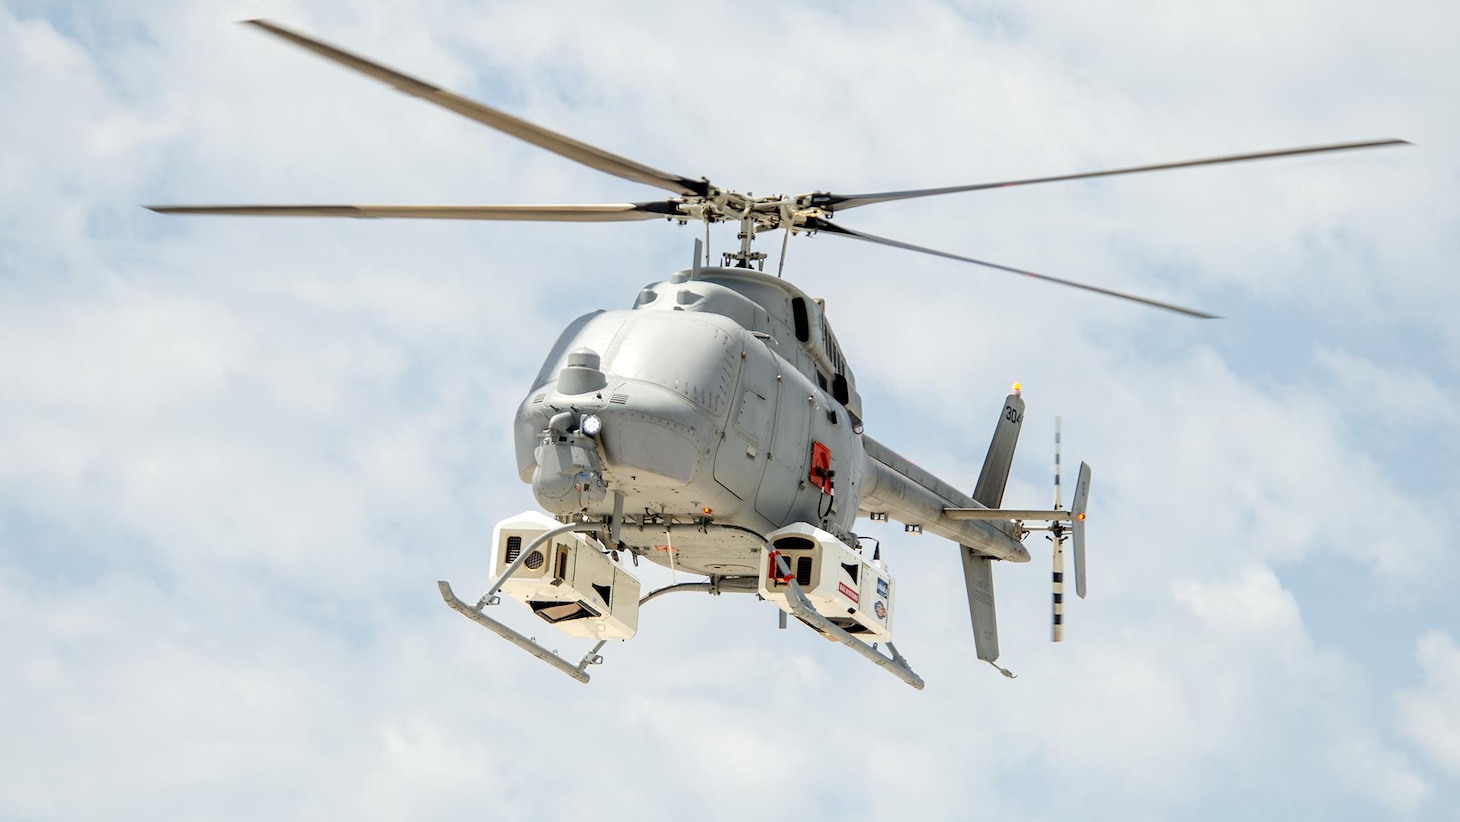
[440,522,925,689]
[439,580,605,683]
[438,520,611,683]
[769,553,925,690]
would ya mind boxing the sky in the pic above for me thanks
[2,1,1457,819]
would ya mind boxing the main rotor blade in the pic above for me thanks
[803,217,1217,318]
[816,139,1409,211]
[146,202,679,221]
[244,19,710,198]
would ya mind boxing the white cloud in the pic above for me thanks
[1328,733,1432,815]
[1399,632,1460,777]
[1314,347,1460,430]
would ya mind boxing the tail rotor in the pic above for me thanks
[941,388,1095,666]
[1051,418,1066,642]
[1049,417,1091,641]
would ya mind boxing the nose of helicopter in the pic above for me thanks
[526,378,706,505]
[515,310,744,514]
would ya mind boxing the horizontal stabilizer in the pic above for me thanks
[944,508,1078,522]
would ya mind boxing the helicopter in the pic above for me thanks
[150,20,1407,689]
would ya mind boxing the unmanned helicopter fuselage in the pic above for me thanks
[516,264,1029,578]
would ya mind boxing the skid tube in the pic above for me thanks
[438,524,755,684]
[771,553,925,690]
[439,520,610,684]
[440,521,924,688]
[439,579,605,683]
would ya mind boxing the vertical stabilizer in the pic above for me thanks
[960,547,1014,676]
[972,390,1025,507]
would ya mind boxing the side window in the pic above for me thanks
[791,297,810,343]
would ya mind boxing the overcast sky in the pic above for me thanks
[2,1,1457,819]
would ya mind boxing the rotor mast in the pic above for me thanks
[727,211,767,270]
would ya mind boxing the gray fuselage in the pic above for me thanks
[513,266,1027,576]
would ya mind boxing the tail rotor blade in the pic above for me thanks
[1071,462,1092,599]
[1052,535,1066,642]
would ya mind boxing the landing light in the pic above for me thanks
[580,414,603,437]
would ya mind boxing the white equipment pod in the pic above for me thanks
[491,511,641,640]
[758,523,894,643]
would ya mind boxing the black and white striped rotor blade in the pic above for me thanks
[814,139,1409,211]
[145,202,680,221]
[802,217,1218,319]
[244,19,710,198]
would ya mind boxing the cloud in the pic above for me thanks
[1399,632,1460,777]
[1314,347,1460,430]
[1329,732,1433,815]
